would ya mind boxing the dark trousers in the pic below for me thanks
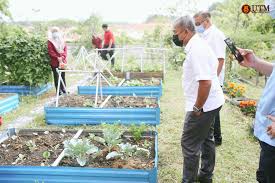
[214,86,223,143]
[214,111,222,142]
[181,106,222,183]
[51,66,66,94]
[256,141,275,183]
[100,44,115,66]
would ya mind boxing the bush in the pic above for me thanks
[0,33,51,86]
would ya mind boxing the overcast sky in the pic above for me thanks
[9,0,224,23]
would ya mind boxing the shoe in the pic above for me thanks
[214,137,222,146]
[197,175,213,183]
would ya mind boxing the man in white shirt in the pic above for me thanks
[173,15,224,183]
[194,11,226,146]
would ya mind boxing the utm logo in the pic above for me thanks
[241,4,270,14]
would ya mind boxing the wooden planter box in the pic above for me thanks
[0,129,158,183]
[0,94,19,115]
[0,84,52,96]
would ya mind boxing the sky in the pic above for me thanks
[8,0,224,23]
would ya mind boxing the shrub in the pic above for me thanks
[0,33,51,86]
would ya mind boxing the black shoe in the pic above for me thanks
[215,138,222,146]
[197,175,213,183]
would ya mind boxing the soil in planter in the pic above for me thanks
[55,95,158,108]
[0,130,73,166]
[60,133,155,169]
[122,79,161,86]
[89,78,161,86]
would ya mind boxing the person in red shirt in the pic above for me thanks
[47,27,67,95]
[91,34,102,49]
[101,24,115,67]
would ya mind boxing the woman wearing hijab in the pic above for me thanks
[47,27,67,95]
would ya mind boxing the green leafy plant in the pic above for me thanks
[26,140,37,152]
[129,124,147,142]
[106,143,150,160]
[63,138,99,166]
[101,123,124,152]
[83,100,93,107]
[42,151,51,165]
[0,33,51,86]
[124,80,145,86]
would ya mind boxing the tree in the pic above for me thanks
[0,0,11,19]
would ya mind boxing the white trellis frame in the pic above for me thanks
[92,47,167,74]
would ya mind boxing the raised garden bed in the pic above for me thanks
[0,93,19,115]
[104,71,164,80]
[90,77,162,87]
[45,107,160,126]
[55,95,159,108]
[45,94,160,125]
[78,85,162,98]
[0,84,52,96]
[0,128,158,183]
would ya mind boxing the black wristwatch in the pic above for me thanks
[193,105,202,113]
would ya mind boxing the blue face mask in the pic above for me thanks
[195,24,205,33]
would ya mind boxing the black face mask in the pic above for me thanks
[172,35,183,47]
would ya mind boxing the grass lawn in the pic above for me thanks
[16,68,262,183]
[158,69,261,183]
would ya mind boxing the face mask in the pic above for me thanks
[52,32,60,39]
[195,24,205,33]
[172,35,183,47]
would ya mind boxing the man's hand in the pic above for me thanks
[266,115,275,138]
[192,111,202,117]
[238,48,257,68]
[238,48,273,77]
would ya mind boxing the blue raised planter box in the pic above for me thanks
[0,129,158,183]
[0,166,158,183]
[0,84,52,96]
[78,85,162,98]
[45,107,160,126]
[0,94,19,115]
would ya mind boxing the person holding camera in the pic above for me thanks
[173,15,224,183]
[238,48,275,183]
[47,27,67,95]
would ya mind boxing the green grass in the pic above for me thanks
[0,91,55,130]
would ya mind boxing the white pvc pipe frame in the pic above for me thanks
[93,47,167,73]
[55,69,95,107]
